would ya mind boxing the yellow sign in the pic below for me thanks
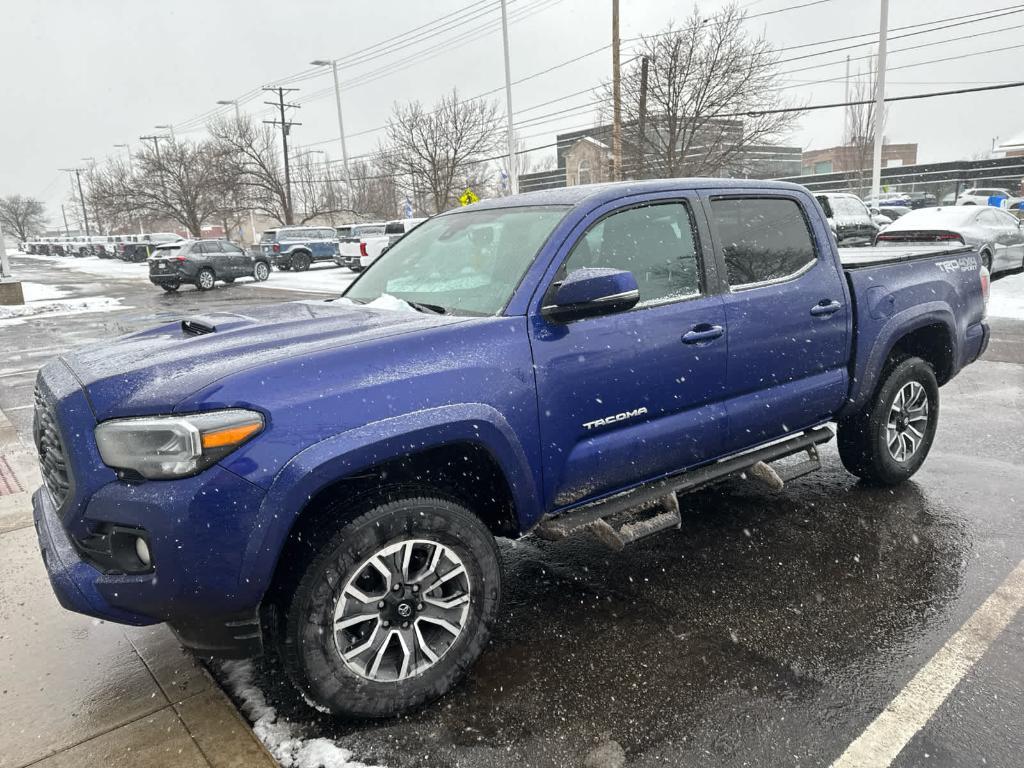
[459,188,479,206]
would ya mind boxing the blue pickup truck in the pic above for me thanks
[32,179,989,718]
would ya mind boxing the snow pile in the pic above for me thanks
[988,271,1024,320]
[0,296,125,325]
[218,660,385,768]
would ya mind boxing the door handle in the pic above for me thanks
[682,324,724,344]
[810,299,842,316]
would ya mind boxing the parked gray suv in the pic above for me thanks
[148,239,271,292]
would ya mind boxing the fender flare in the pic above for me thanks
[840,301,957,418]
[238,403,539,590]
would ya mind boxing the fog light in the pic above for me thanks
[135,537,152,568]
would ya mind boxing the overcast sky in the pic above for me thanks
[4,0,1023,225]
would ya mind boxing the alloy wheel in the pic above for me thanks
[886,381,929,462]
[333,539,472,683]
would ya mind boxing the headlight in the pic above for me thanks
[95,409,264,480]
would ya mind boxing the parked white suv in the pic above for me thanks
[956,187,1018,207]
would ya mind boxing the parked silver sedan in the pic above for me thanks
[875,206,1024,275]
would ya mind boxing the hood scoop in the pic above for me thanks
[181,316,220,336]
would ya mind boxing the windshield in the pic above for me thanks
[344,206,568,316]
[260,231,276,243]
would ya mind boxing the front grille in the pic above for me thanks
[34,388,71,508]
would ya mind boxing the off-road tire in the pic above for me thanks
[160,283,180,292]
[196,268,216,291]
[837,355,939,486]
[291,252,311,272]
[279,495,502,718]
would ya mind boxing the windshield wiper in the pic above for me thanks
[403,300,447,315]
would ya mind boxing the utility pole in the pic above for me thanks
[60,167,91,237]
[611,0,622,181]
[843,54,851,145]
[870,0,889,203]
[499,0,517,195]
[263,86,301,224]
[637,55,650,179]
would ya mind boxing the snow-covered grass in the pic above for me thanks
[218,660,384,768]
[989,271,1024,320]
[21,281,72,301]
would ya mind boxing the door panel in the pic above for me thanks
[530,198,728,509]
[704,194,850,453]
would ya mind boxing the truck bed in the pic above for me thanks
[839,244,975,269]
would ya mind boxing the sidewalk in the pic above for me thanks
[0,408,276,768]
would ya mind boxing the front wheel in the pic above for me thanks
[195,268,216,291]
[837,356,939,486]
[981,250,993,273]
[279,495,502,718]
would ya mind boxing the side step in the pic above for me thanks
[534,427,832,549]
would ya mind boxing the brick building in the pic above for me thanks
[801,142,918,176]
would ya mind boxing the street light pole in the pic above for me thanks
[217,99,242,122]
[499,0,517,195]
[870,0,889,203]
[311,60,350,178]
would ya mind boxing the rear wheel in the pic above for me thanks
[981,249,993,273]
[160,282,180,293]
[278,495,502,718]
[253,261,270,281]
[838,356,938,486]
[292,252,311,272]
[196,268,216,291]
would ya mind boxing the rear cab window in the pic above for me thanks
[709,197,817,289]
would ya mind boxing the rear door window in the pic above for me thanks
[710,197,817,288]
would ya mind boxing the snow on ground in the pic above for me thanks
[15,252,150,280]
[256,265,357,295]
[989,271,1024,320]
[12,252,354,295]
[20,281,72,301]
[218,660,385,768]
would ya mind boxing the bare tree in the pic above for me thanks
[0,195,47,241]
[346,160,399,220]
[208,116,356,226]
[378,90,503,213]
[606,3,800,179]
[845,66,887,197]
[90,139,225,237]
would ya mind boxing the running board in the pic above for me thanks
[534,427,833,547]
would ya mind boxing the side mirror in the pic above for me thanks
[543,267,640,322]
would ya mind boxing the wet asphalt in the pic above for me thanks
[2,255,1022,768]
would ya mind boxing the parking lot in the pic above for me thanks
[1,252,1022,767]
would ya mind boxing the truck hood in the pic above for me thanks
[60,300,465,419]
